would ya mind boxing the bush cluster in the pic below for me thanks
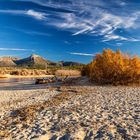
[82,49,140,85]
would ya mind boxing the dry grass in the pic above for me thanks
[0,67,52,76]
[0,68,81,77]
[82,49,140,85]
[55,69,81,76]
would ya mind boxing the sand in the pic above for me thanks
[0,77,140,140]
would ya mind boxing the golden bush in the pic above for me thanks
[82,49,140,85]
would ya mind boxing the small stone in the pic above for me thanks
[59,134,72,140]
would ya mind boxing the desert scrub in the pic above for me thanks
[9,69,52,76]
[82,49,140,85]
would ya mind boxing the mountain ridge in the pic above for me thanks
[0,54,84,68]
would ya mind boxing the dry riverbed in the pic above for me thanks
[0,77,140,140]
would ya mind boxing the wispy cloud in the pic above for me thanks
[56,11,140,42]
[26,9,46,20]
[41,1,140,42]
[0,9,46,20]
[1,0,140,42]
[103,34,128,42]
[0,48,34,51]
[70,52,96,56]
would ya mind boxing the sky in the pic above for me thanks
[0,0,140,63]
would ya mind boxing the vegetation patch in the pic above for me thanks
[82,49,140,85]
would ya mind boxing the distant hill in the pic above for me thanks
[15,54,50,68]
[0,57,19,67]
[58,61,83,67]
[0,54,84,68]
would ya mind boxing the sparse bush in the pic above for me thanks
[82,49,140,85]
[5,68,52,76]
[10,71,20,75]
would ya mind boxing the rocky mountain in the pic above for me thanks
[0,54,83,68]
[0,57,19,67]
[15,54,51,68]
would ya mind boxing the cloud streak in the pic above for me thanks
[0,9,46,20]
[70,52,95,56]
[0,48,34,51]
[26,10,46,20]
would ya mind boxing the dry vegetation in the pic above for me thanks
[82,49,140,85]
[0,67,81,77]
[0,67,52,76]
[55,69,81,76]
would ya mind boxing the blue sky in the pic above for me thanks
[0,0,140,63]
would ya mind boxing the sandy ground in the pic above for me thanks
[0,77,140,140]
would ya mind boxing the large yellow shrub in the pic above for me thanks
[82,49,140,85]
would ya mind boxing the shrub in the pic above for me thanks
[10,70,20,75]
[82,49,140,85]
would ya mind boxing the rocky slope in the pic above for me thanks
[15,54,50,68]
[0,57,18,67]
